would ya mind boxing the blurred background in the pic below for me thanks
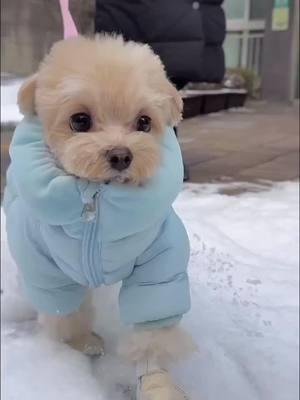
[1,0,299,192]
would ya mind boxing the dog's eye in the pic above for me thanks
[136,115,151,133]
[69,113,92,132]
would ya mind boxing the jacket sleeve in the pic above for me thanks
[8,117,96,226]
[118,210,191,329]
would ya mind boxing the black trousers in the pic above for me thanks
[174,127,189,182]
[172,80,190,182]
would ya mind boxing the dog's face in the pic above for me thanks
[18,36,182,184]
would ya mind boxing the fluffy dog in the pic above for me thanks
[19,35,182,184]
[8,35,195,399]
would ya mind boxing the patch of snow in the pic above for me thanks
[1,80,23,124]
[177,137,195,144]
[227,107,255,114]
[207,111,226,118]
[1,182,299,400]
[182,88,247,96]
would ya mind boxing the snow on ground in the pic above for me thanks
[1,182,299,400]
[1,80,23,124]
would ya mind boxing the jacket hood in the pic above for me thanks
[5,118,184,235]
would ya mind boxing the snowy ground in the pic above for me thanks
[1,181,299,400]
[1,79,23,124]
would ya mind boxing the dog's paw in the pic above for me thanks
[68,332,105,356]
[137,371,189,400]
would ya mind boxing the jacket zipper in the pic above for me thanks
[82,191,98,222]
[82,191,101,286]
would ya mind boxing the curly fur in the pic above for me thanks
[119,326,197,366]
[18,35,182,184]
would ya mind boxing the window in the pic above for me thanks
[224,0,268,21]
[250,0,268,20]
[224,0,267,76]
[223,0,246,19]
[224,34,243,68]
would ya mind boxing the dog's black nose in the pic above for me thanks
[107,147,133,171]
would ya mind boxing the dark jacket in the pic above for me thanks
[95,0,226,85]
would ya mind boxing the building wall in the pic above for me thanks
[1,0,268,78]
[1,0,95,76]
[2,0,298,101]
[296,44,300,98]
[261,0,299,101]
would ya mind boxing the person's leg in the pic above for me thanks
[183,162,190,182]
[174,127,190,182]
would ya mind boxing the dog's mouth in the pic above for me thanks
[101,167,133,184]
[105,175,132,184]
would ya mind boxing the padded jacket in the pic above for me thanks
[4,118,191,329]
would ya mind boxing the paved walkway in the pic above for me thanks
[1,101,299,195]
[179,100,299,183]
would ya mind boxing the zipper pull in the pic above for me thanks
[82,192,99,222]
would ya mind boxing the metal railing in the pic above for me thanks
[224,30,264,76]
[247,33,264,76]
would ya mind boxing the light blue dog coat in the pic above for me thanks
[4,118,190,329]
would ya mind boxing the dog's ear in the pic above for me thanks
[159,79,183,127]
[17,73,37,115]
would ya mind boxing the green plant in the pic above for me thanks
[226,68,261,98]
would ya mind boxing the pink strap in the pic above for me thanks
[59,0,78,39]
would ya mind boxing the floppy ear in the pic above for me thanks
[17,73,37,115]
[159,79,183,127]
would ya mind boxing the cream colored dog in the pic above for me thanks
[18,35,195,400]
